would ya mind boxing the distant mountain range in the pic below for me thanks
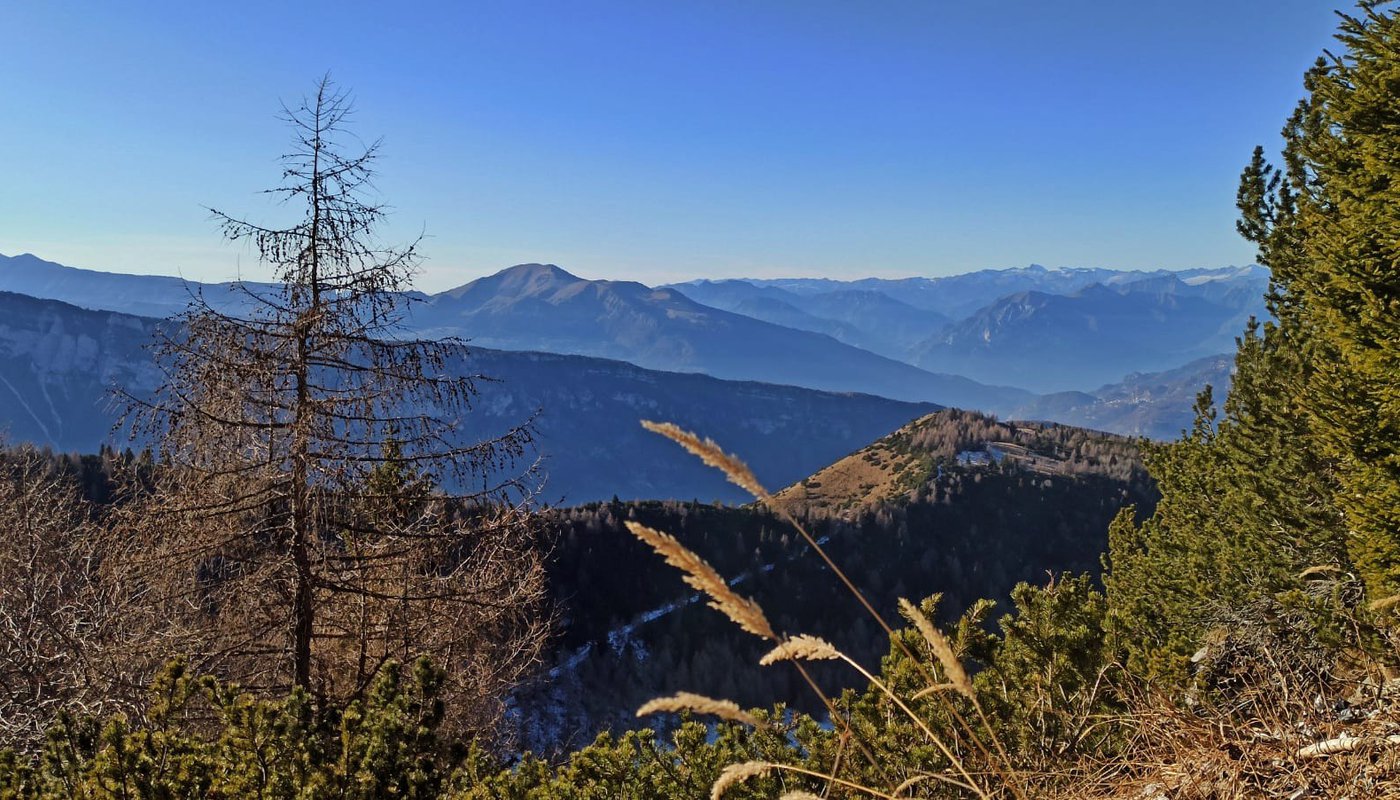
[675,265,1267,393]
[0,251,1263,463]
[908,276,1258,392]
[0,252,277,319]
[733,263,1264,318]
[0,254,1026,413]
[659,279,949,360]
[1010,354,1235,440]
[409,263,1026,411]
[0,290,936,504]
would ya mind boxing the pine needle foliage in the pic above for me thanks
[1102,1,1400,675]
[0,658,435,798]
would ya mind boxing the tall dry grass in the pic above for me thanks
[626,421,1400,798]
[1055,683,1400,799]
[630,420,1030,800]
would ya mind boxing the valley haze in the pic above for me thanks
[0,250,1258,505]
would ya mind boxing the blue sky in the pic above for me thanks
[0,1,1347,290]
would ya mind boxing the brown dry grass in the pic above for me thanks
[636,692,761,727]
[630,418,1400,799]
[624,521,776,641]
[1057,687,1400,800]
[632,420,1030,800]
[774,437,927,514]
[1056,593,1400,800]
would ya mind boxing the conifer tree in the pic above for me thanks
[1266,4,1400,598]
[116,76,547,726]
[1105,3,1400,675]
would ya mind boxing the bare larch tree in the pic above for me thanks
[115,76,547,729]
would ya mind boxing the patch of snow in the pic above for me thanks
[956,450,991,467]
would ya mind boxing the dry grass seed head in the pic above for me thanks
[641,421,772,503]
[636,692,761,727]
[1297,564,1345,579]
[779,792,824,800]
[899,597,974,700]
[911,683,960,700]
[711,761,773,800]
[1368,593,1400,613]
[760,635,842,666]
[624,521,776,640]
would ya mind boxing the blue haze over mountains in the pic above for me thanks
[0,252,1265,501]
[670,264,1267,393]
[0,288,937,504]
[408,263,1022,411]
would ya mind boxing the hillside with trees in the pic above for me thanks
[0,78,552,755]
[5,6,1400,797]
[510,410,1152,750]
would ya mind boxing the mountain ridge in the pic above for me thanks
[1,252,1258,439]
[775,407,1145,515]
[908,273,1263,392]
[0,254,1029,412]
[663,278,949,359]
[0,289,938,504]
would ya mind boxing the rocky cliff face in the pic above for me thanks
[0,292,162,448]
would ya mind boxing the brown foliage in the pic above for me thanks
[100,76,549,735]
[100,476,549,734]
[0,447,131,751]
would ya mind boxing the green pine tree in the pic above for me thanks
[1099,3,1400,673]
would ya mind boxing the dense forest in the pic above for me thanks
[3,410,1153,758]
[511,410,1153,751]
[5,4,1400,797]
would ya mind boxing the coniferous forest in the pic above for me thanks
[5,5,1400,798]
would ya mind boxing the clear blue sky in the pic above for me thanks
[0,1,1348,291]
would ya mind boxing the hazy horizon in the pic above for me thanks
[1,248,1262,295]
[2,1,1339,290]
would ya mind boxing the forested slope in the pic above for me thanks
[512,409,1153,750]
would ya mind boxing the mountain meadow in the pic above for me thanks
[6,6,1400,799]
